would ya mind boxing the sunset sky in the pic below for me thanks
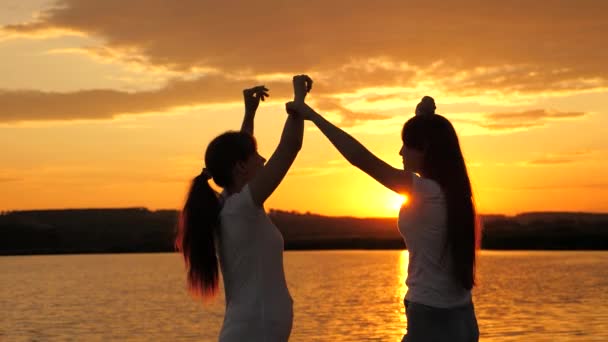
[1,0,607,217]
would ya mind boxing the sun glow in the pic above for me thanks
[390,194,409,211]
[397,250,410,335]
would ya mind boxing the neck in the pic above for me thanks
[225,178,247,195]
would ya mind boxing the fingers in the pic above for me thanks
[254,85,270,101]
[260,89,269,101]
[293,75,313,93]
[303,75,313,92]
[243,85,270,101]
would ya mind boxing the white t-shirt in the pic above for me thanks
[398,174,472,308]
[217,185,293,342]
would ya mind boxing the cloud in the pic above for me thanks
[467,109,589,131]
[482,183,608,195]
[514,183,608,191]
[289,160,351,177]
[0,74,294,122]
[475,122,544,131]
[3,0,607,95]
[0,62,410,123]
[486,110,586,121]
[429,64,608,96]
[525,150,595,166]
[527,157,575,165]
[0,176,21,182]
[0,164,188,185]
[1,1,605,125]
[312,59,417,94]
[314,97,393,127]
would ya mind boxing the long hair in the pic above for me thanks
[175,131,257,297]
[402,112,479,290]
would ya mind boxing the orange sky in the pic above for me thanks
[1,0,607,217]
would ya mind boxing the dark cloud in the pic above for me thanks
[0,74,294,122]
[2,1,606,123]
[0,68,407,123]
[3,0,607,94]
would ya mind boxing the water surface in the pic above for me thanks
[1,251,607,341]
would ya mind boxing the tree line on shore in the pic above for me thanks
[1,208,607,255]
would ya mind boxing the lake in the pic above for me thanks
[1,251,607,341]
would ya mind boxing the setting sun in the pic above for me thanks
[0,0,607,217]
[390,194,409,211]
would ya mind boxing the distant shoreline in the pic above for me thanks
[3,249,608,257]
[1,208,607,255]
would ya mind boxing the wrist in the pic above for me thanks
[308,110,321,122]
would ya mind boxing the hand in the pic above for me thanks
[243,85,269,114]
[293,75,313,103]
[286,101,315,120]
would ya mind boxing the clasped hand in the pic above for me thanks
[286,75,314,119]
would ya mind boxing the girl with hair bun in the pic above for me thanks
[288,95,480,342]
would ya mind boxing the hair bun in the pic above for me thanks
[415,96,436,116]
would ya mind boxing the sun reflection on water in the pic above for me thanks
[396,250,410,338]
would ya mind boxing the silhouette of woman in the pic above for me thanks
[176,75,312,341]
[288,94,480,342]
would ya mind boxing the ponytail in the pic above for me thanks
[175,174,220,297]
[176,131,257,298]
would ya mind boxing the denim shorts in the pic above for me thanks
[402,299,479,342]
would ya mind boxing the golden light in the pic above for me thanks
[396,250,410,335]
[390,193,409,211]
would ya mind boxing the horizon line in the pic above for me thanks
[2,206,607,219]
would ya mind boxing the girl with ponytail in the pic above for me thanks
[176,75,312,342]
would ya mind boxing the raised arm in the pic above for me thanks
[240,85,269,135]
[248,75,311,206]
[291,102,412,194]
